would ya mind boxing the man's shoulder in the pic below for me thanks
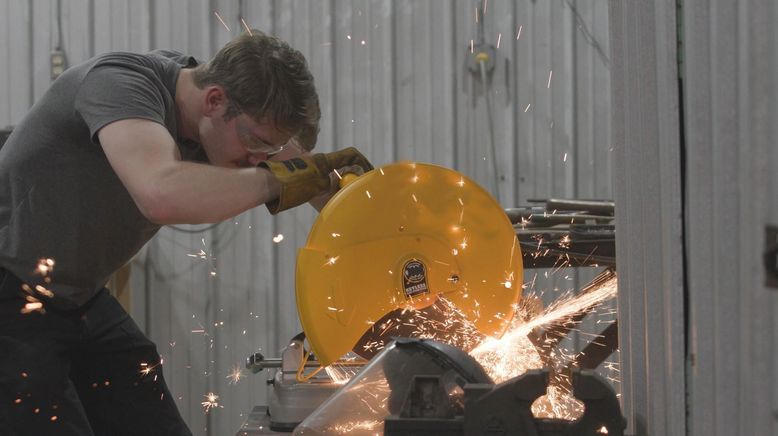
[147,49,199,68]
[81,51,193,99]
[89,51,182,70]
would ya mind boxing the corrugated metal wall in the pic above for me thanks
[683,0,778,435]
[1,1,612,434]
[611,0,778,435]
[609,1,686,434]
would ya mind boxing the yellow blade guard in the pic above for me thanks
[296,162,523,366]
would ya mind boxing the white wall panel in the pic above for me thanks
[31,0,54,101]
[7,1,32,124]
[0,2,12,127]
[609,1,686,434]
[62,0,92,64]
[683,0,778,435]
[1,1,613,435]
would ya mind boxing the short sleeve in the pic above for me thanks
[74,64,167,144]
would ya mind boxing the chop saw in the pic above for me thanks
[241,162,524,433]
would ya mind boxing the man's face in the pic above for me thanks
[198,87,293,168]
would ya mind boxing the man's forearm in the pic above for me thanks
[145,161,280,224]
[308,192,329,212]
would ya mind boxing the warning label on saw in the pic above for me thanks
[402,259,430,298]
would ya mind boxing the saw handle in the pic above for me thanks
[338,171,360,189]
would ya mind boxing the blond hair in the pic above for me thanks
[193,31,320,150]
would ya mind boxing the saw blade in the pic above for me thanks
[296,162,522,366]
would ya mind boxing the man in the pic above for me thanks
[0,31,371,435]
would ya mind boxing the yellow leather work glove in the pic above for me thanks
[259,147,373,214]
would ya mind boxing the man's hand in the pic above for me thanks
[308,164,366,211]
[259,147,373,214]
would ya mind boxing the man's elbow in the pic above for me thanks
[136,189,222,225]
[135,187,177,225]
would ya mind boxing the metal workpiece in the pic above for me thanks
[246,353,288,373]
[517,226,616,269]
[507,199,616,269]
[543,199,615,216]
[264,337,344,432]
[246,335,314,374]
[506,199,615,225]
[245,353,365,374]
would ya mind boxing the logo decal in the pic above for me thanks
[402,259,429,298]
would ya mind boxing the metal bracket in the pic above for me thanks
[467,43,496,76]
[765,225,778,288]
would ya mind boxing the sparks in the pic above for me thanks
[325,256,340,266]
[21,301,44,315]
[517,25,523,40]
[227,366,244,385]
[547,70,553,89]
[187,249,207,259]
[331,420,382,433]
[213,11,230,32]
[201,392,222,413]
[496,33,502,49]
[139,362,153,376]
[31,285,52,298]
[524,103,532,112]
[240,18,252,35]
[272,234,284,243]
[35,258,55,276]
[325,364,360,385]
[333,273,619,423]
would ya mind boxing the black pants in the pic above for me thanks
[0,268,192,436]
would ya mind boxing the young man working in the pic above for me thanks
[0,31,371,435]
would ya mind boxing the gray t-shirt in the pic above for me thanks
[0,50,206,308]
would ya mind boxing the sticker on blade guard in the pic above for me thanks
[402,259,429,298]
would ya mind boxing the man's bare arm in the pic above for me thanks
[98,118,280,224]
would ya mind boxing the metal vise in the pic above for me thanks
[386,368,626,436]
